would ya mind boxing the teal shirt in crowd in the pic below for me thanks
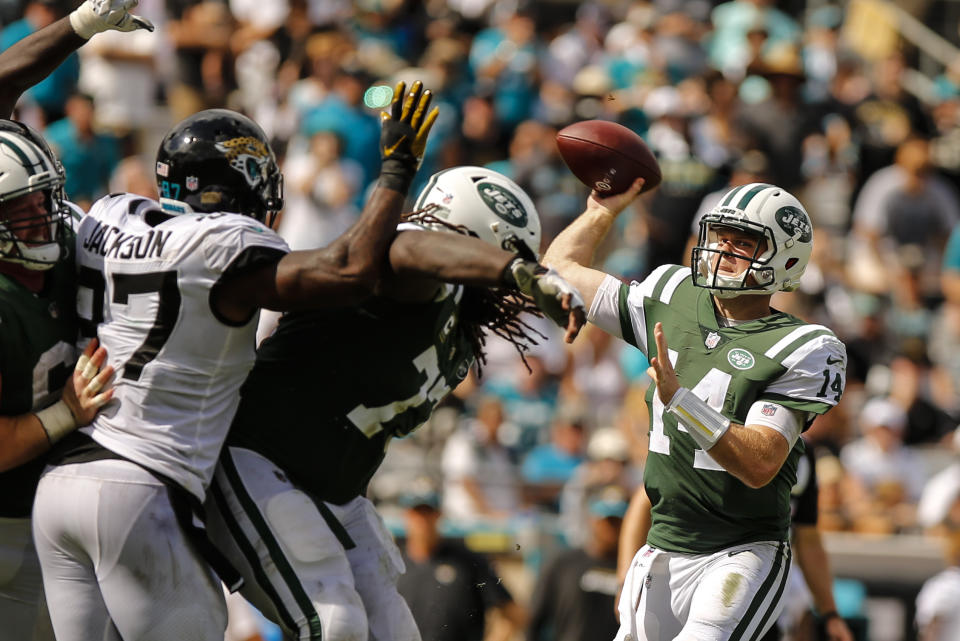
[0,18,79,113]
[45,119,120,203]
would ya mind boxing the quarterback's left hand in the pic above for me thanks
[647,322,680,403]
[70,0,155,40]
[505,259,586,343]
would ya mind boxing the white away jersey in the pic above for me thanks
[75,193,289,500]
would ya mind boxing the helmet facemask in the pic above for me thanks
[691,183,813,298]
[0,131,69,271]
[692,217,777,298]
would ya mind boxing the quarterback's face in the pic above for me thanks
[711,225,765,277]
[0,191,50,243]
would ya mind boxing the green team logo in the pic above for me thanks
[727,348,755,370]
[775,206,812,243]
[477,182,528,227]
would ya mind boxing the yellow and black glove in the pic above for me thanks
[379,80,439,194]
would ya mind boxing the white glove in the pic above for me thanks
[70,0,155,40]
[505,259,586,328]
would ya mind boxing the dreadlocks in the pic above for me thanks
[402,206,546,376]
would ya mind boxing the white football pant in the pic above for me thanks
[205,446,421,641]
[616,541,791,641]
[32,459,227,641]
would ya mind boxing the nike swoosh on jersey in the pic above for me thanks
[383,136,407,157]
[826,356,843,365]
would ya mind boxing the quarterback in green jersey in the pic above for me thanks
[545,179,846,641]
[204,166,586,641]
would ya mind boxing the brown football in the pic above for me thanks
[556,120,661,195]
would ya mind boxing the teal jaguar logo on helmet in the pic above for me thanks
[727,348,755,370]
[775,206,812,243]
[477,182,528,227]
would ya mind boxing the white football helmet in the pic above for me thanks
[0,127,69,270]
[692,183,813,297]
[413,166,542,259]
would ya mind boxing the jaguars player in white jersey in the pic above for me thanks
[0,4,150,639]
[204,166,585,641]
[31,82,439,641]
[544,180,847,641]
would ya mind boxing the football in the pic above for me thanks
[556,120,661,195]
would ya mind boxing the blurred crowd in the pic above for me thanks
[8,0,960,637]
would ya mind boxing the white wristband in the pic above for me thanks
[69,3,101,39]
[35,400,78,444]
[666,387,731,451]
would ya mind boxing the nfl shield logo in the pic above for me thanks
[705,331,721,349]
[761,403,777,417]
[186,176,199,191]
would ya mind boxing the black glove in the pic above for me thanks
[379,80,439,194]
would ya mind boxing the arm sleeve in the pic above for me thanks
[759,333,847,418]
[745,401,802,449]
[203,215,290,274]
[587,265,678,355]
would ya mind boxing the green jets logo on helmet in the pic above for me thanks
[727,348,755,370]
[775,206,812,243]
[477,182,528,227]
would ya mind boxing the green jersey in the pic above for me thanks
[228,283,475,504]
[0,257,78,517]
[589,265,846,553]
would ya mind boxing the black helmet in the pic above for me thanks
[155,109,283,223]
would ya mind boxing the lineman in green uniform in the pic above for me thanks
[204,165,586,641]
[544,179,846,641]
[0,2,150,636]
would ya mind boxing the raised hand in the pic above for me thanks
[70,0,155,40]
[647,322,680,404]
[378,80,440,193]
[587,177,646,217]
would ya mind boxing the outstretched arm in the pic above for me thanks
[387,230,586,341]
[0,0,153,117]
[0,20,82,117]
[215,81,439,320]
[542,179,645,310]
